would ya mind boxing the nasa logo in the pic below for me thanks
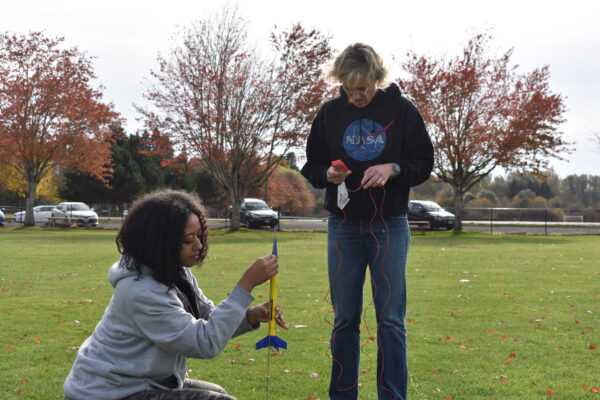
[342,119,391,161]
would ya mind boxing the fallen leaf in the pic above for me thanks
[235,344,242,349]
[589,344,597,350]
[19,379,28,383]
[547,389,553,397]
[591,387,599,393]
[509,352,516,357]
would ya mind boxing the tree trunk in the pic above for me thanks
[453,191,464,232]
[264,178,269,203]
[24,178,38,227]
[230,198,242,230]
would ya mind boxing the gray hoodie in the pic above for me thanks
[63,258,257,400]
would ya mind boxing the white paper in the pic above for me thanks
[337,182,349,209]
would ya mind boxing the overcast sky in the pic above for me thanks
[2,0,598,177]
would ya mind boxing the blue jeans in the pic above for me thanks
[327,214,410,400]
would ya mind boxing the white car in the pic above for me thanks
[53,202,98,227]
[12,205,56,224]
[0,207,5,227]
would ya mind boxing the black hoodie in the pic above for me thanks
[301,83,434,219]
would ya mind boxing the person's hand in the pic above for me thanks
[361,163,394,189]
[237,255,278,293]
[327,165,352,185]
[247,302,289,330]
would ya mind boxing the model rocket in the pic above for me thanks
[255,238,287,351]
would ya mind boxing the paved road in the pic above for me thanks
[209,218,600,235]
[4,217,599,235]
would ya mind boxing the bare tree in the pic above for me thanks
[138,5,333,228]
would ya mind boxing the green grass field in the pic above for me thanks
[0,227,598,399]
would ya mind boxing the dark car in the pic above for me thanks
[239,198,279,229]
[408,200,454,230]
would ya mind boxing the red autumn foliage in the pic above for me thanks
[140,128,189,185]
[398,33,569,231]
[0,31,119,225]
[140,128,186,168]
[137,5,334,229]
[248,165,316,215]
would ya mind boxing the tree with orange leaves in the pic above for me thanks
[0,31,119,225]
[399,33,569,230]
[249,165,316,216]
[137,5,333,229]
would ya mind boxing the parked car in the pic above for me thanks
[12,205,56,224]
[239,198,279,229]
[52,202,98,227]
[0,208,5,227]
[408,200,455,230]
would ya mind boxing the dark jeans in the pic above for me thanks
[119,378,237,400]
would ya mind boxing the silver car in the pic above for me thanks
[12,205,56,224]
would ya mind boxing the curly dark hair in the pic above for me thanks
[116,189,209,287]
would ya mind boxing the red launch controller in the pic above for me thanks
[331,159,349,172]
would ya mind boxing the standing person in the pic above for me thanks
[301,43,433,400]
[63,189,288,400]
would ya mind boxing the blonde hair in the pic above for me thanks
[326,43,389,87]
